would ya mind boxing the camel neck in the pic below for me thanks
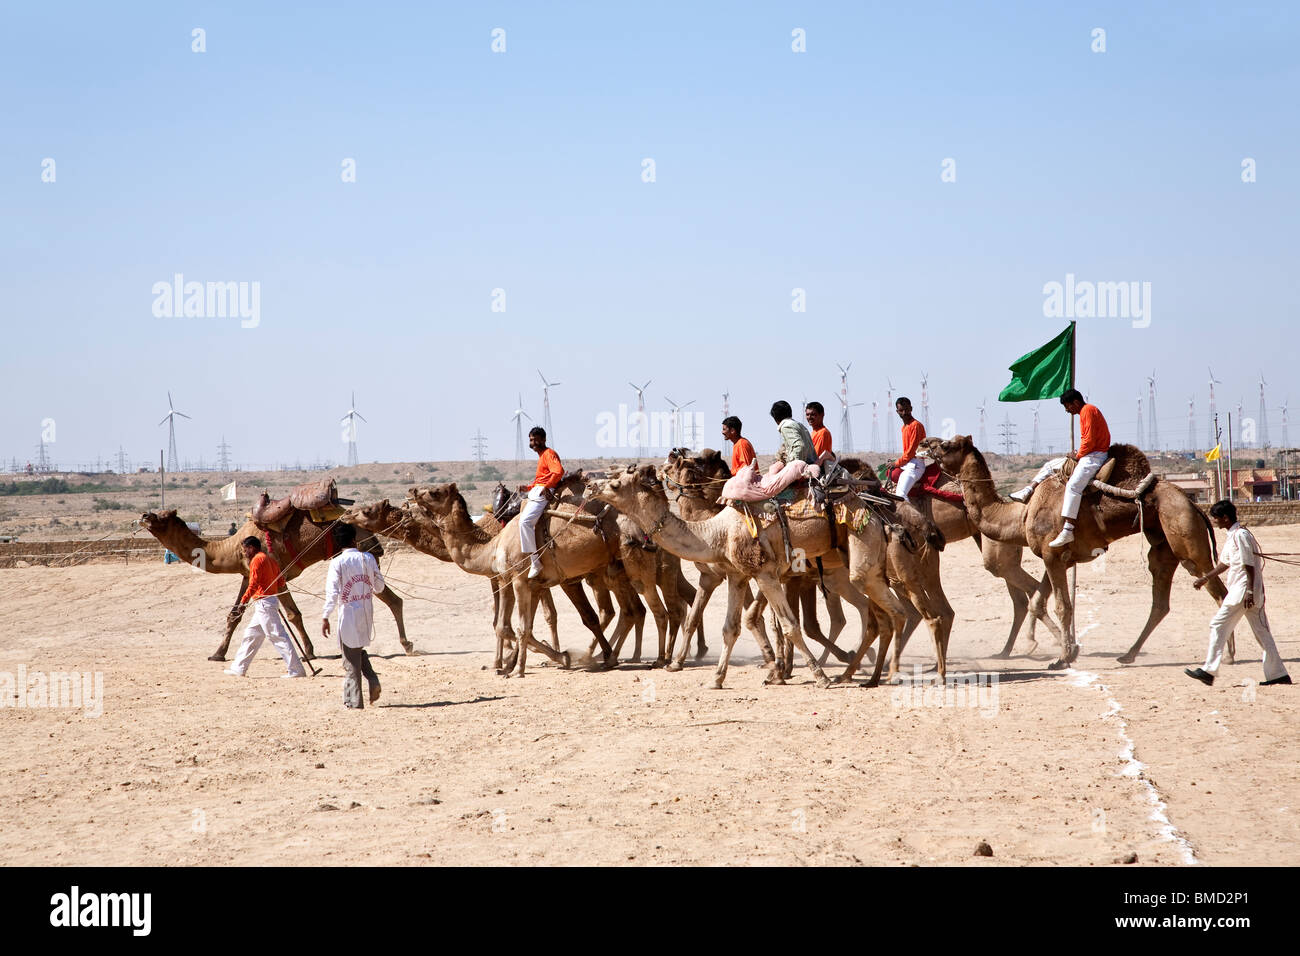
[652,509,727,564]
[957,453,1025,532]
[150,521,245,573]
[437,504,499,576]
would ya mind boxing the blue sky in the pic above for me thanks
[3,1,1297,468]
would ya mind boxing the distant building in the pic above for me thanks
[1235,468,1278,501]
[1166,472,1212,503]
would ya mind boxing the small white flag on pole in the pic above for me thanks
[221,480,237,501]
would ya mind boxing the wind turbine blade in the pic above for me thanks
[158,415,171,426]
[354,412,367,423]
[175,411,192,420]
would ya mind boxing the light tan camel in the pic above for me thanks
[412,483,642,677]
[139,509,410,661]
[591,465,911,689]
[666,450,952,682]
[927,436,1230,669]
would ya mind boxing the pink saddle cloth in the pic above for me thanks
[721,460,820,503]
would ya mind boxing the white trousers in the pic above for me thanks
[1030,451,1107,520]
[231,597,305,676]
[519,487,548,570]
[895,458,927,498]
[1203,598,1288,682]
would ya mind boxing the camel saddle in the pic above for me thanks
[252,478,353,532]
[885,461,966,507]
[1058,455,1120,486]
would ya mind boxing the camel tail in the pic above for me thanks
[1169,480,1218,563]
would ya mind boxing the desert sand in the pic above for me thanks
[2,521,1297,866]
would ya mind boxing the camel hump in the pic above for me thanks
[253,478,340,530]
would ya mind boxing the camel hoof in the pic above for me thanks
[208,653,227,662]
[402,642,415,655]
[561,651,572,670]
[695,645,709,661]
[665,661,683,673]
[1116,653,1136,665]
[713,678,725,690]
[1065,644,1080,664]
[1047,659,1069,671]
[991,651,1011,660]
[816,676,832,689]
[631,655,642,664]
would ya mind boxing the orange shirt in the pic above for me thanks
[1077,404,1111,457]
[730,437,756,473]
[527,447,564,490]
[897,420,926,467]
[811,426,832,458]
[241,551,284,603]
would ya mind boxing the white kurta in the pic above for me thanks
[322,548,386,649]
[1202,523,1287,681]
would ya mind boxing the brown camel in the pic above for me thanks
[343,498,592,671]
[591,465,911,689]
[412,483,642,677]
[139,510,410,661]
[927,436,1230,669]
[836,456,1062,658]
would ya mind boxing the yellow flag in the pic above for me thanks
[1205,445,1221,462]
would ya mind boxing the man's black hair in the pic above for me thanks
[896,396,912,408]
[1208,499,1238,523]
[241,536,262,552]
[722,415,742,432]
[1060,388,1084,406]
[528,426,546,441]
[805,401,824,416]
[770,400,792,423]
[333,523,358,549]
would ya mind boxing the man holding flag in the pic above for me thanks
[1009,389,1111,547]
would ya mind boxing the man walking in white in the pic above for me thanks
[1186,499,1291,687]
[322,523,386,708]
[1009,389,1111,548]
[225,536,306,678]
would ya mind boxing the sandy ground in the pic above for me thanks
[1,522,1297,867]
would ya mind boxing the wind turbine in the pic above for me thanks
[1207,367,1221,450]
[665,396,696,450]
[836,363,857,453]
[1187,394,1197,452]
[919,371,930,429]
[1147,370,1160,451]
[1257,372,1270,449]
[977,398,988,450]
[538,369,560,444]
[886,378,897,453]
[509,393,532,461]
[340,392,366,467]
[1280,397,1290,449]
[1136,393,1145,449]
[1031,405,1041,455]
[629,379,651,458]
[159,392,191,472]
[870,399,880,453]
[721,390,731,456]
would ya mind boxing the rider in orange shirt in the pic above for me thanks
[804,402,835,463]
[893,397,927,498]
[519,427,563,578]
[722,416,755,473]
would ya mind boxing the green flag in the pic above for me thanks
[998,324,1074,402]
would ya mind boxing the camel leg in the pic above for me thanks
[819,566,876,671]
[753,572,830,688]
[373,586,410,654]
[590,576,616,631]
[674,566,707,659]
[796,579,854,666]
[540,589,560,651]
[840,555,908,687]
[510,582,570,677]
[1044,559,1078,670]
[600,574,641,668]
[669,564,722,669]
[889,589,923,680]
[213,575,249,660]
[711,575,749,689]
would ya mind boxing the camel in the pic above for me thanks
[139,509,410,661]
[411,483,643,677]
[343,498,581,670]
[926,436,1230,668]
[666,450,952,682]
[591,465,912,689]
[837,456,1063,658]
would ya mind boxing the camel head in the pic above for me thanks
[590,464,667,519]
[409,483,469,531]
[138,509,181,535]
[663,447,729,492]
[344,499,402,533]
[489,482,512,515]
[924,435,976,474]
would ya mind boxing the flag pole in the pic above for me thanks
[1068,321,1077,659]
